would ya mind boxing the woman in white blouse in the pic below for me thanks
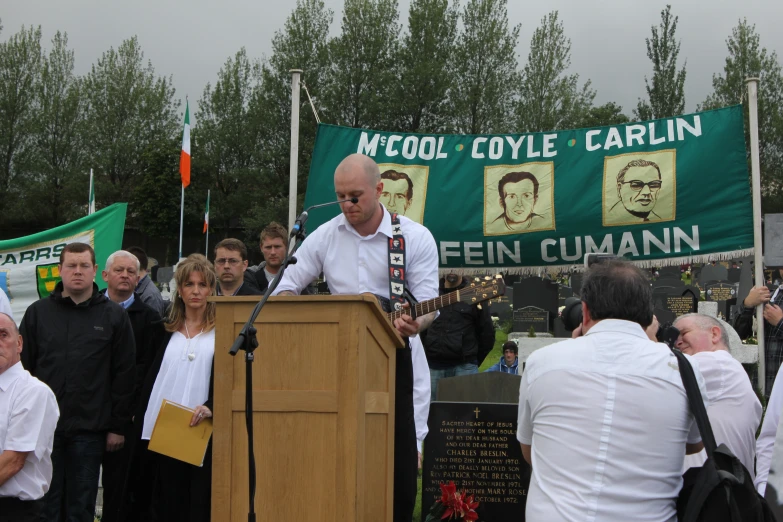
[139,254,216,522]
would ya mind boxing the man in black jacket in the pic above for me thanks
[98,250,164,522]
[245,222,288,293]
[19,242,136,522]
[421,273,495,401]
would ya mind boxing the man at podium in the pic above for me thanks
[274,153,439,522]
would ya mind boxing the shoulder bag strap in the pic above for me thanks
[671,348,718,457]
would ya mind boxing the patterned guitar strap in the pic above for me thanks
[387,213,407,315]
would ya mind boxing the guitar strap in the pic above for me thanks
[388,213,407,312]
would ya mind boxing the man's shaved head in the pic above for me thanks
[336,153,381,185]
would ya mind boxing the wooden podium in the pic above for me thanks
[211,295,404,522]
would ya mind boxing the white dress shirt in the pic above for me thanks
[756,361,783,495]
[410,335,431,453]
[274,206,439,303]
[0,288,11,320]
[682,349,761,476]
[517,319,707,522]
[0,361,59,501]
[142,330,215,440]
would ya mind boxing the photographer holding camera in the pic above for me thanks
[517,258,708,522]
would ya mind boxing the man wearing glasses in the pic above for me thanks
[487,171,547,233]
[213,239,262,296]
[608,159,664,224]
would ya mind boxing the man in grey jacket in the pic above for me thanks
[126,246,166,317]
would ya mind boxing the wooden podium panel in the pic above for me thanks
[211,295,404,522]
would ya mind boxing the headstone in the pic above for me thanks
[512,277,558,331]
[557,285,574,307]
[553,317,569,338]
[570,273,583,296]
[436,372,522,403]
[503,273,521,289]
[658,266,682,279]
[697,301,718,318]
[489,296,512,323]
[690,264,702,288]
[765,214,783,267]
[738,256,754,307]
[156,266,173,284]
[728,267,741,283]
[700,264,729,286]
[316,281,331,295]
[705,281,739,320]
[422,401,530,522]
[652,287,695,325]
[513,306,549,334]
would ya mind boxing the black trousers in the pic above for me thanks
[394,345,418,522]
[152,443,212,522]
[101,439,130,522]
[0,497,43,522]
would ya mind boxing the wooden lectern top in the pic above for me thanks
[210,293,405,349]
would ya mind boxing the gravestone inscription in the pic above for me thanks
[705,281,739,319]
[422,402,529,522]
[513,277,558,331]
[513,306,549,334]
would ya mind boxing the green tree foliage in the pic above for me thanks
[243,0,334,246]
[580,102,630,128]
[448,0,520,134]
[700,19,783,212]
[515,11,594,133]
[393,0,458,132]
[82,36,180,206]
[0,25,42,216]
[634,5,686,121]
[193,49,262,233]
[26,31,87,227]
[323,0,401,129]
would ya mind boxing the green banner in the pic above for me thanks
[303,106,753,271]
[0,203,127,320]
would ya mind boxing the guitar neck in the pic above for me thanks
[387,290,463,322]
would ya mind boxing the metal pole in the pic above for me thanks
[205,190,210,256]
[288,69,303,233]
[178,185,185,259]
[746,77,766,395]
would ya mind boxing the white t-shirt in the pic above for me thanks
[0,362,59,500]
[142,329,215,440]
[517,319,707,522]
[682,350,761,476]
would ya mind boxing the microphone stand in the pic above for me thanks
[228,224,308,522]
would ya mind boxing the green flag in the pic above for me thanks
[0,203,127,319]
[303,106,753,271]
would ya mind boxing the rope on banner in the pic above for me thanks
[302,81,321,124]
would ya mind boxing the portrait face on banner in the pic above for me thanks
[377,164,430,223]
[484,163,556,236]
[602,150,676,226]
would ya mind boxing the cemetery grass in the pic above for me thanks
[413,330,509,521]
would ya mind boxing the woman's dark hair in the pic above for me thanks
[580,259,653,328]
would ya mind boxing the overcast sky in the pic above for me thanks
[4,0,783,127]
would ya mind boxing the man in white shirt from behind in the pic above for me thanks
[0,312,59,522]
[517,259,707,522]
[674,313,762,476]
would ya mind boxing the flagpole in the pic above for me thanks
[88,169,95,215]
[746,77,766,395]
[179,185,185,259]
[205,189,210,256]
[288,69,303,233]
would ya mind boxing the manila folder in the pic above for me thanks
[148,400,213,466]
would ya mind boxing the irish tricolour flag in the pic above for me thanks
[180,101,191,187]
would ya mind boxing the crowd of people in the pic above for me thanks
[1,152,782,522]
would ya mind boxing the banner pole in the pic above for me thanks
[179,185,185,260]
[205,190,210,256]
[746,77,766,396]
[288,69,303,233]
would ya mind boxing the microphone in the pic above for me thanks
[290,198,359,237]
